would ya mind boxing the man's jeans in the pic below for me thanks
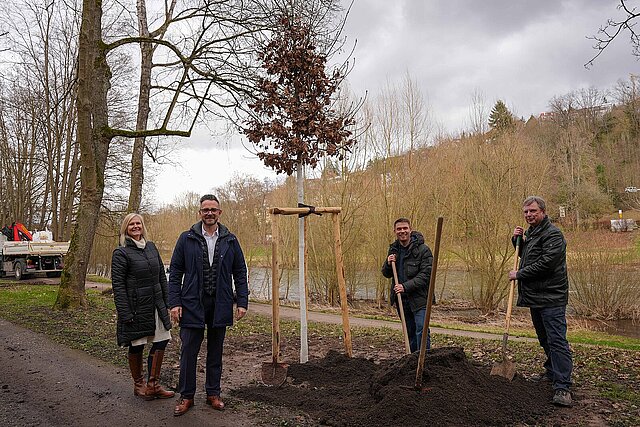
[530,305,573,391]
[398,304,431,353]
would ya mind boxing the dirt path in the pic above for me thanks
[0,318,256,426]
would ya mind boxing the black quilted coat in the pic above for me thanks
[515,216,569,308]
[111,238,171,347]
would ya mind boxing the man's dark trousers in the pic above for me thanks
[178,294,227,398]
[397,299,430,353]
[530,305,572,391]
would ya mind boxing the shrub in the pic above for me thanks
[569,250,640,320]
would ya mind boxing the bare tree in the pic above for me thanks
[547,89,612,228]
[127,0,177,212]
[0,0,82,237]
[586,0,640,66]
[468,89,488,136]
[54,0,354,309]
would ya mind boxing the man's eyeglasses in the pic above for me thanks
[200,208,220,214]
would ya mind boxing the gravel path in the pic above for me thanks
[249,302,538,343]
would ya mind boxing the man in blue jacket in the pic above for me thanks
[509,196,573,407]
[169,194,249,416]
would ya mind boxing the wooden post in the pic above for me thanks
[271,214,280,364]
[268,206,352,358]
[270,207,342,215]
[332,213,352,357]
[415,217,444,389]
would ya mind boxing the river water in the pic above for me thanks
[247,267,473,301]
[245,267,640,339]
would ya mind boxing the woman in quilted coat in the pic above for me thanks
[111,213,174,400]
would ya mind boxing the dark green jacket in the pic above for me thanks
[515,216,568,308]
[381,231,433,313]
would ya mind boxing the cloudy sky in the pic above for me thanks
[152,0,638,206]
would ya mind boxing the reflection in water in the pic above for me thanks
[579,318,640,339]
[247,267,474,302]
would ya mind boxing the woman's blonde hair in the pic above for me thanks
[119,213,149,246]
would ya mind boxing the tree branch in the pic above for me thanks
[585,0,640,67]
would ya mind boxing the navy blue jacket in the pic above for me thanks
[168,222,249,327]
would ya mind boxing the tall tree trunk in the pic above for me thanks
[127,0,153,212]
[127,0,177,212]
[55,0,111,309]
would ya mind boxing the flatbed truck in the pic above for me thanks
[0,238,70,279]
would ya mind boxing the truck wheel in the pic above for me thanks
[46,272,62,278]
[14,262,26,280]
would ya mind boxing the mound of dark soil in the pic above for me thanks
[234,347,557,426]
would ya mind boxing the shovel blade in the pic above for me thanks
[261,362,288,387]
[490,359,516,381]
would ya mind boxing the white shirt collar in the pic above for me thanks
[202,223,218,238]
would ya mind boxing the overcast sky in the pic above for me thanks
[152,0,638,206]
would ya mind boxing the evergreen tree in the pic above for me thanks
[488,100,515,134]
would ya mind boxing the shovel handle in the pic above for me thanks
[392,261,412,355]
[504,236,521,336]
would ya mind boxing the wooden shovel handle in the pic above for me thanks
[392,261,411,354]
[504,235,521,334]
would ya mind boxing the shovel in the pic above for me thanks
[261,215,288,386]
[490,235,522,381]
[391,261,412,354]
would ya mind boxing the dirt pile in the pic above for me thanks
[234,347,557,426]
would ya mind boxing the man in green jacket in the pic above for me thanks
[509,196,573,407]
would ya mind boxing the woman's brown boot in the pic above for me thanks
[144,350,175,400]
[127,352,146,397]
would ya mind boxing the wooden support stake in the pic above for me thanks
[271,214,280,364]
[332,213,352,357]
[415,217,444,389]
[270,207,342,215]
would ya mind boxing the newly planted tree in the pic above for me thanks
[243,14,356,361]
[243,16,355,175]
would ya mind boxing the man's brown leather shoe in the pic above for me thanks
[173,398,194,416]
[206,395,224,410]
